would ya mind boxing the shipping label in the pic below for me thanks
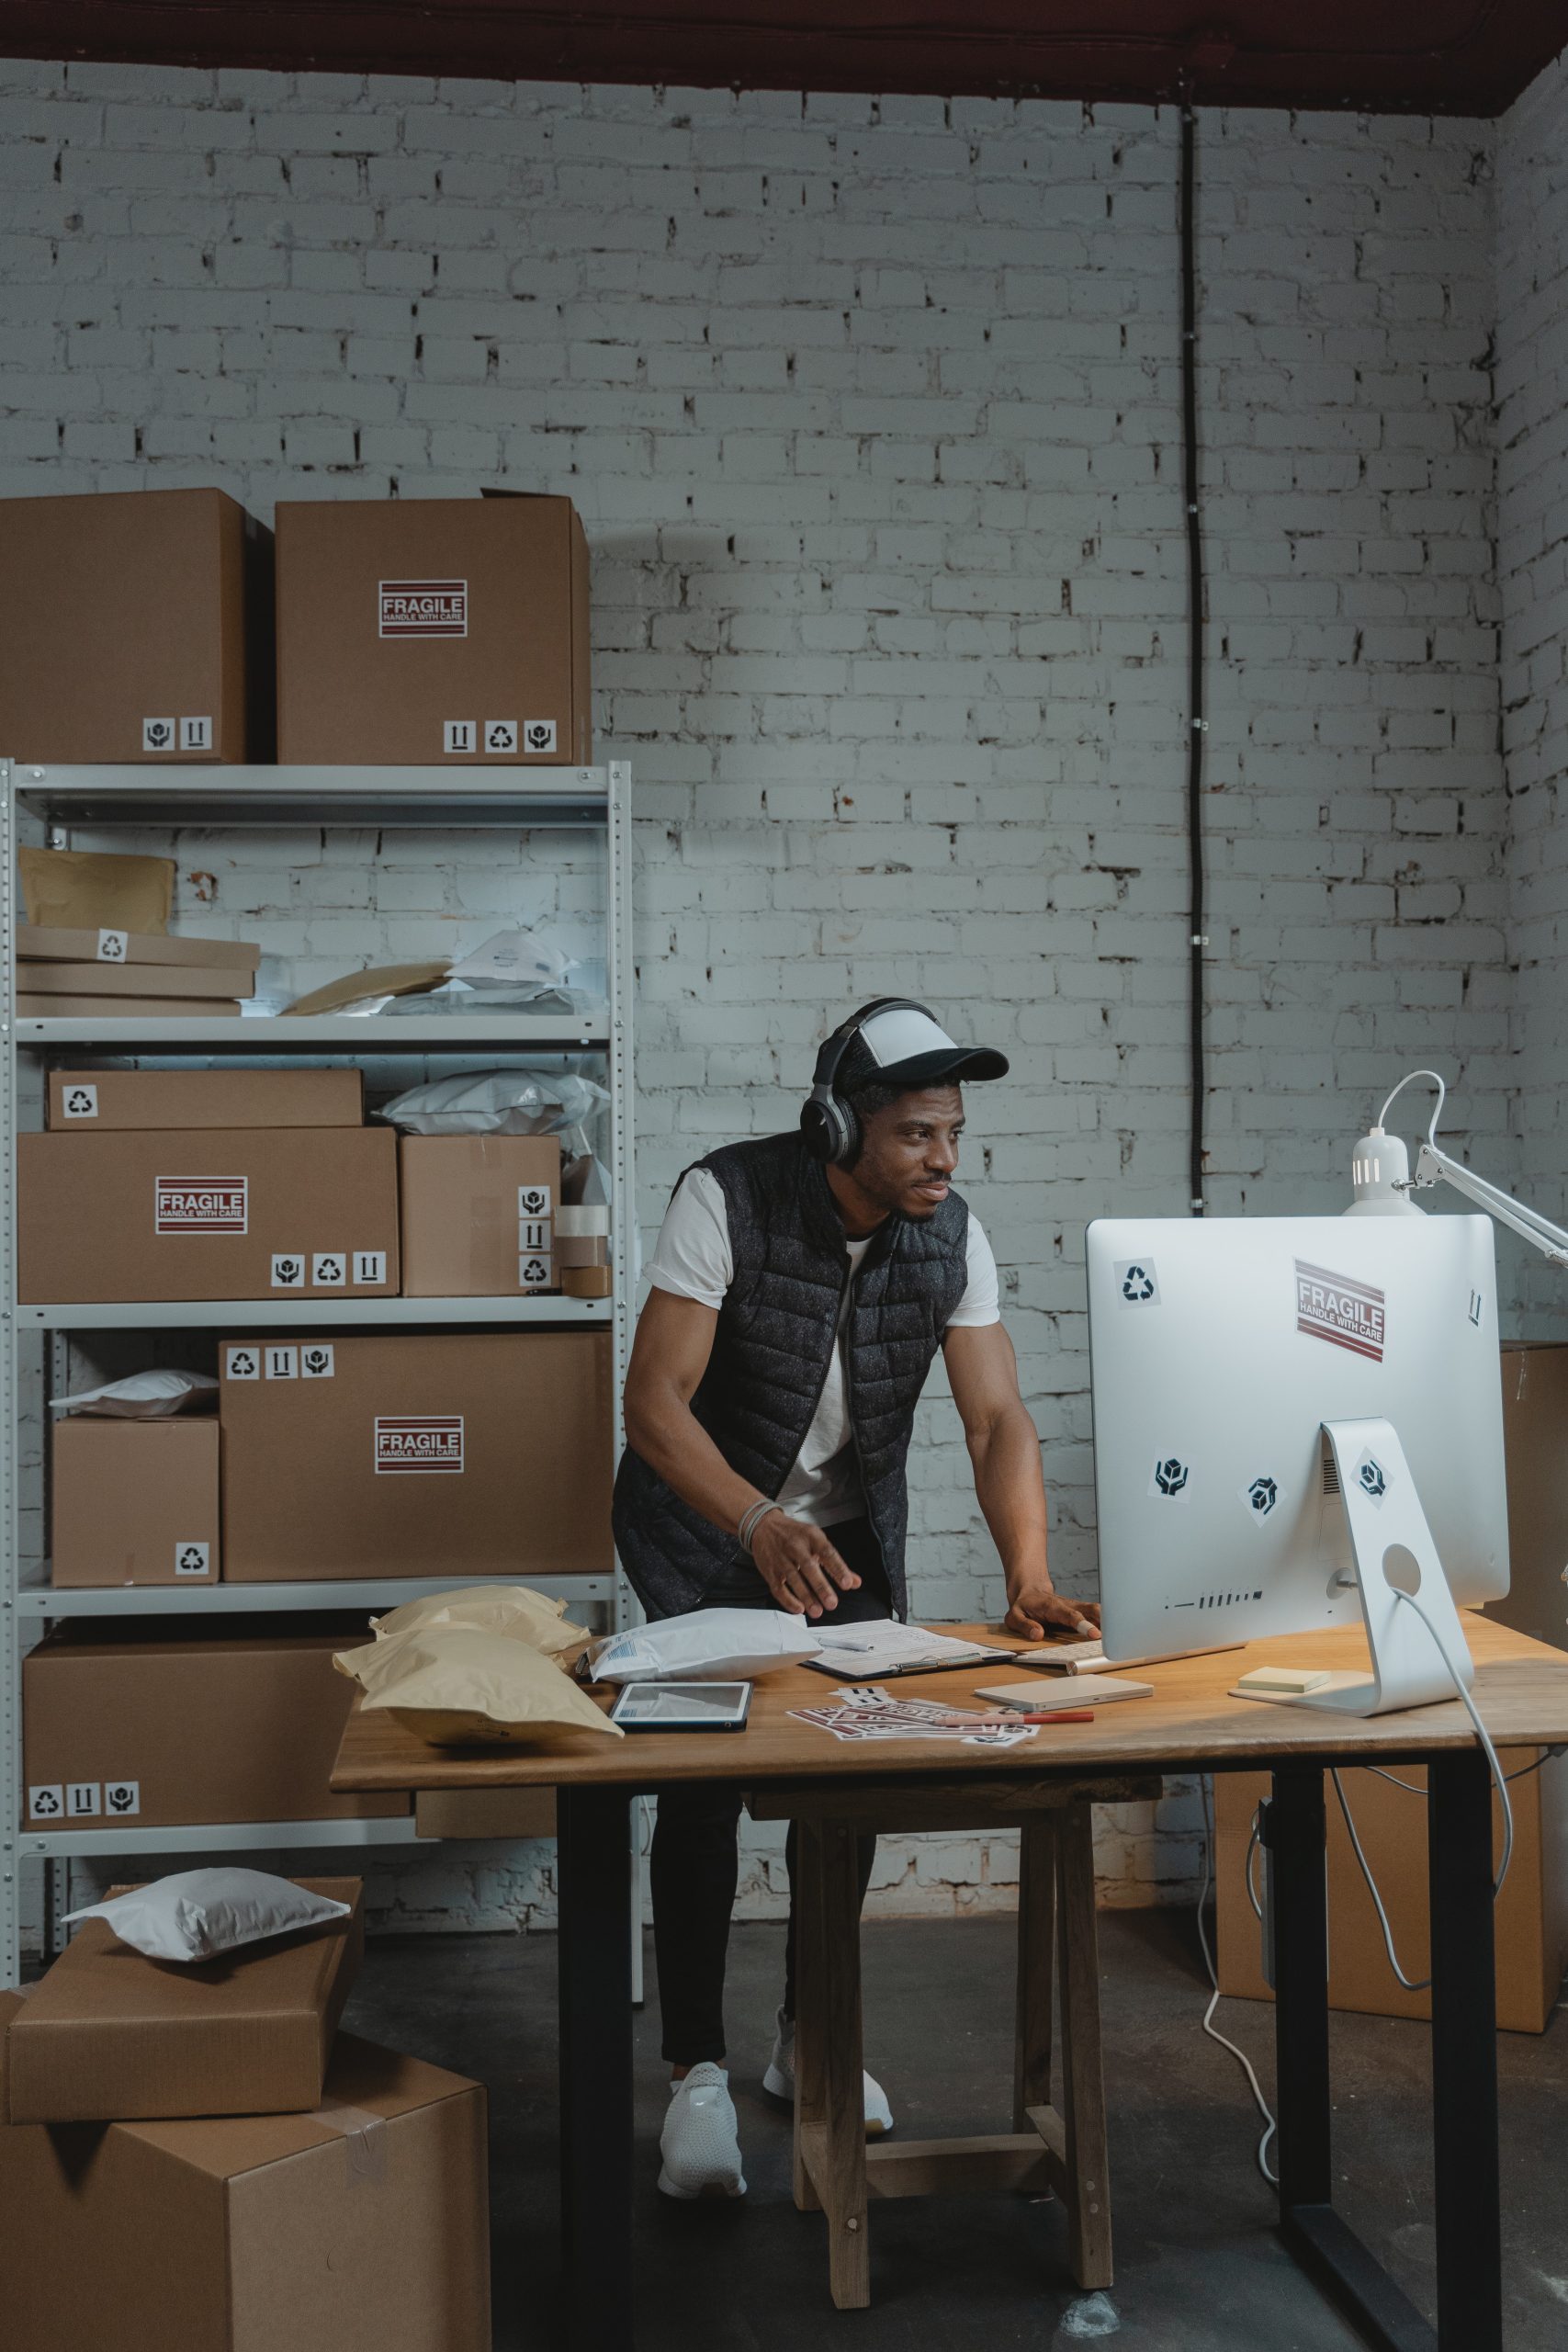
[375,1416,465,1474]
[1295,1259,1386,1363]
[378,578,468,638]
[156,1175,248,1235]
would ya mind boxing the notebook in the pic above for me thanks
[804,1623,1018,1680]
[973,1677,1156,1712]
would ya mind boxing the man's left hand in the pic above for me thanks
[1006,1584,1101,1642]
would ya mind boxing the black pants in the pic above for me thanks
[649,1517,891,2067]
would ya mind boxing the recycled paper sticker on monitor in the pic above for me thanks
[18,847,175,936]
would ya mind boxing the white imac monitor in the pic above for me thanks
[1087,1216,1509,1712]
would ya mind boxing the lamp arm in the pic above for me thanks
[1413,1142,1568,1270]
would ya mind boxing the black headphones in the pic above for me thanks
[799,998,934,1165]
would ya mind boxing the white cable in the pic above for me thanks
[1197,1778,1278,2186]
[1330,1770,1430,1992]
[1246,1809,1264,1920]
[1390,1584,1514,1897]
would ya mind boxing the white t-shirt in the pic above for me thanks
[647,1166,1000,1529]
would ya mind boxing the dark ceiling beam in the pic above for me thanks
[0,1,1562,117]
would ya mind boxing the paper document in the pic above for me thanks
[973,1676,1154,1712]
[805,1623,1017,1679]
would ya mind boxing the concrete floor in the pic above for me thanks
[344,1909,1568,2350]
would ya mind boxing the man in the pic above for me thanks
[615,998,1100,2200]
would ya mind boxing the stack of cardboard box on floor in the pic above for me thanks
[0,1882,491,2349]
[18,1067,613,1836]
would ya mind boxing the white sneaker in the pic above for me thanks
[763,2007,895,2137]
[658,2063,748,2200]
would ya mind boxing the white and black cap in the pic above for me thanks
[839,1001,1009,1092]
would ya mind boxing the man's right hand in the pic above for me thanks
[750,1510,862,1618]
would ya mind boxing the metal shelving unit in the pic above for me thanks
[0,758,636,1973]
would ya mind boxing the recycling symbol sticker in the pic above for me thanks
[226,1347,259,1380]
[62,1083,98,1120]
[175,1542,210,1577]
[1114,1259,1160,1308]
[1150,1454,1191,1499]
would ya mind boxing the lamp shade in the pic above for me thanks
[1345,1125,1425,1216]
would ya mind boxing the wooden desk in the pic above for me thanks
[332,1612,1568,2352]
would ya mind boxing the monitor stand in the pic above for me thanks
[1230,1416,1476,1718]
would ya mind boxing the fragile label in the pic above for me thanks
[1295,1259,1385,1363]
[142,717,175,752]
[156,1176,247,1234]
[523,719,558,755]
[378,578,467,639]
[96,929,128,963]
[61,1081,99,1120]
[375,1416,465,1474]
[271,1252,306,1289]
[104,1780,141,1817]
[174,1541,211,1577]
[518,1184,553,1219]
[300,1343,335,1379]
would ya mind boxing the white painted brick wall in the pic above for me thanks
[1,62,1512,1940]
[1498,49,1568,1335]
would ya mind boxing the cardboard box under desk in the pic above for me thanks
[1493,1341,1568,1651]
[51,1417,220,1587]
[0,487,274,763]
[47,1066,364,1132]
[0,1997,491,2352]
[4,1879,363,2123]
[220,1329,613,1581]
[22,1618,410,1829]
[18,1126,398,1302]
[1215,1749,1568,2032]
[275,492,591,765]
[399,1133,560,1295]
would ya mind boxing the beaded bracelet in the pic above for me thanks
[737,1498,782,1556]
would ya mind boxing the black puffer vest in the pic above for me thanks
[613,1130,970,1621]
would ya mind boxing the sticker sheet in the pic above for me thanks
[788,1685,1038,1748]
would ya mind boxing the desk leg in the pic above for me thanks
[1269,1767,1435,2352]
[1269,1766,1331,2214]
[558,1785,634,2352]
[1428,1753,1501,2352]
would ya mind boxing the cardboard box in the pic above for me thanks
[19,995,242,1019]
[415,1787,557,1840]
[276,494,591,765]
[19,926,263,970]
[0,488,273,763]
[18,1127,399,1303]
[19,960,256,1001]
[22,1618,410,1827]
[1215,1748,1568,2032]
[220,1330,613,1581]
[0,1998,491,2352]
[398,1133,561,1295]
[47,1067,364,1132]
[1493,1341,1568,1650]
[51,1418,220,1588]
[4,1879,363,2122]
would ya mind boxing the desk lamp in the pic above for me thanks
[1346,1068,1568,1268]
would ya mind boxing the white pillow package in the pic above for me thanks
[448,925,575,992]
[583,1609,821,1685]
[60,1868,352,1964]
[379,1068,609,1137]
[49,1368,218,1419]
